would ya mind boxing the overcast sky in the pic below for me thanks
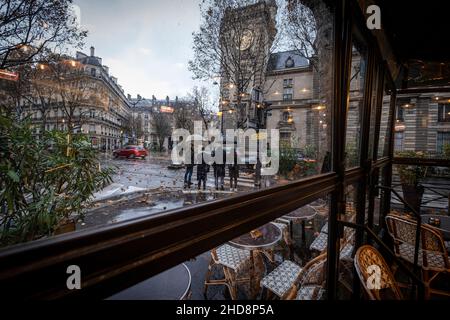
[73,0,209,100]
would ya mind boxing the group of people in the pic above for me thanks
[183,145,239,191]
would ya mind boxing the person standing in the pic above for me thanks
[213,146,226,191]
[183,144,194,189]
[228,149,239,192]
[197,150,209,191]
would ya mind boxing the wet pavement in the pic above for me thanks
[80,154,256,230]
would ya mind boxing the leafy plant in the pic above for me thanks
[0,113,114,247]
[279,142,297,176]
[395,151,428,186]
[442,143,450,160]
[345,142,359,168]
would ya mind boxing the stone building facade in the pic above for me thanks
[393,95,450,156]
[23,47,132,151]
[128,95,178,150]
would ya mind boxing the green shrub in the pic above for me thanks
[0,113,114,247]
[395,151,428,186]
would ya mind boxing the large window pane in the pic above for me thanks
[378,79,393,158]
[345,33,368,169]
[394,94,450,158]
[0,1,335,253]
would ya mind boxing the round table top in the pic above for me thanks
[284,205,318,221]
[106,263,191,300]
[229,223,282,250]
[421,215,450,241]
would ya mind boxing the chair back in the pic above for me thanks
[354,245,403,300]
[297,253,327,286]
[386,214,450,272]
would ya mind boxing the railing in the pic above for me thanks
[0,173,338,300]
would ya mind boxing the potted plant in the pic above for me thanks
[396,151,428,214]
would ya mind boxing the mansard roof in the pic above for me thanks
[267,50,309,72]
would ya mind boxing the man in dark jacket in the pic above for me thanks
[183,144,195,189]
[228,149,239,192]
[197,151,209,191]
[213,146,226,191]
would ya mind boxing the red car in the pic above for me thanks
[113,146,148,159]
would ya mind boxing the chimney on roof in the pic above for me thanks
[137,94,142,100]
[103,65,109,75]
[90,46,95,57]
[127,94,131,100]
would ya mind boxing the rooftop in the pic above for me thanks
[267,50,310,72]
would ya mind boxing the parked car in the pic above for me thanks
[113,146,148,159]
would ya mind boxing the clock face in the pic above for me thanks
[239,29,254,51]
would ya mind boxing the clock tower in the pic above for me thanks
[220,0,277,131]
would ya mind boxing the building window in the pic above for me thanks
[283,79,293,88]
[285,57,295,68]
[283,79,293,101]
[394,131,404,152]
[91,68,96,77]
[396,106,404,122]
[438,103,450,122]
[437,132,450,153]
[283,88,293,101]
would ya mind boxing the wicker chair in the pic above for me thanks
[385,214,450,299]
[204,244,251,299]
[354,245,403,300]
[261,253,327,300]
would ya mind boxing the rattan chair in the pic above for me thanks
[354,245,403,300]
[260,253,327,300]
[204,244,251,299]
[385,214,450,299]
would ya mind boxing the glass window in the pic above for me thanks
[394,131,404,152]
[345,35,368,169]
[438,103,450,122]
[378,78,393,158]
[0,0,335,253]
[437,131,450,153]
[283,88,293,101]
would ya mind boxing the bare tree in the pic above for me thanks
[282,1,317,67]
[189,0,279,129]
[44,56,105,135]
[151,111,172,152]
[0,0,87,70]
[124,113,144,144]
[283,0,334,161]
[188,86,213,130]
[173,99,194,133]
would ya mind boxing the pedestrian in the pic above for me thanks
[183,144,194,189]
[228,149,239,192]
[254,157,262,188]
[213,146,226,191]
[197,150,209,191]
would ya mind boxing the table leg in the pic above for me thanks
[301,220,306,243]
[249,250,256,298]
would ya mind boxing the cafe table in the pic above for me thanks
[421,214,450,241]
[106,263,191,300]
[229,222,282,298]
[283,205,318,242]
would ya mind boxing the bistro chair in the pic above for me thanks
[385,214,450,299]
[272,218,294,261]
[284,253,327,300]
[204,244,252,300]
[260,253,327,300]
[354,245,403,300]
